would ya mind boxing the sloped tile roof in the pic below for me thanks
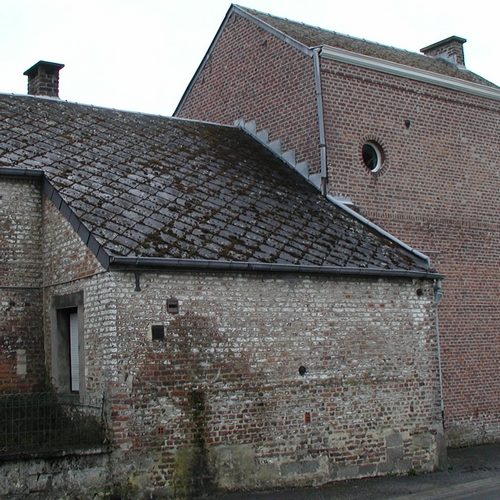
[239,6,497,88]
[0,94,434,274]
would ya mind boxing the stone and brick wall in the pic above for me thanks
[35,198,444,496]
[41,195,112,397]
[42,195,102,287]
[106,270,443,495]
[0,178,44,391]
[0,451,112,499]
[176,10,500,448]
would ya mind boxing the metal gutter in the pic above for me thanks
[312,47,328,196]
[0,167,44,179]
[109,255,443,280]
[0,285,42,290]
[320,46,500,101]
[326,194,432,265]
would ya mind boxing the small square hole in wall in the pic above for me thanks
[151,324,165,341]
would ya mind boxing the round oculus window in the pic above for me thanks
[362,141,383,173]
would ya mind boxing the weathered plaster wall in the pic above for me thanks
[0,178,44,391]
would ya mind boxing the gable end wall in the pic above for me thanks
[176,11,321,174]
[42,196,115,398]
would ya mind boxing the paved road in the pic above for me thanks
[206,443,500,500]
[394,476,500,500]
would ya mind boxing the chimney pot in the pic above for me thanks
[23,61,65,98]
[420,36,467,67]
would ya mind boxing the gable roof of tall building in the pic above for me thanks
[0,93,438,277]
[237,6,497,88]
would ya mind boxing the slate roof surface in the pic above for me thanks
[0,93,433,274]
[239,6,497,88]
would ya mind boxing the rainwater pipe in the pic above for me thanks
[434,279,445,431]
[313,47,328,196]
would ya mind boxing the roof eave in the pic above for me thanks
[0,167,44,179]
[320,45,500,101]
[1,168,441,280]
[109,255,443,280]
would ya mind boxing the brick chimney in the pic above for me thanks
[420,36,467,67]
[23,61,65,98]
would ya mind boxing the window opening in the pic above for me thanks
[362,141,383,172]
[50,292,84,397]
[69,311,80,392]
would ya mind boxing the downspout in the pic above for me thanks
[313,47,328,196]
[434,279,445,431]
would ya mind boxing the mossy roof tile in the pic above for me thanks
[0,93,434,273]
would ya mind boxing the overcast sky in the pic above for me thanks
[1,0,498,116]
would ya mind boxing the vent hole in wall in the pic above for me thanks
[151,324,165,340]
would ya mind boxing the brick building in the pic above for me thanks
[0,62,444,496]
[175,5,500,448]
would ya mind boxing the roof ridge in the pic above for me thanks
[234,5,497,88]
[237,5,419,58]
[0,92,240,129]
